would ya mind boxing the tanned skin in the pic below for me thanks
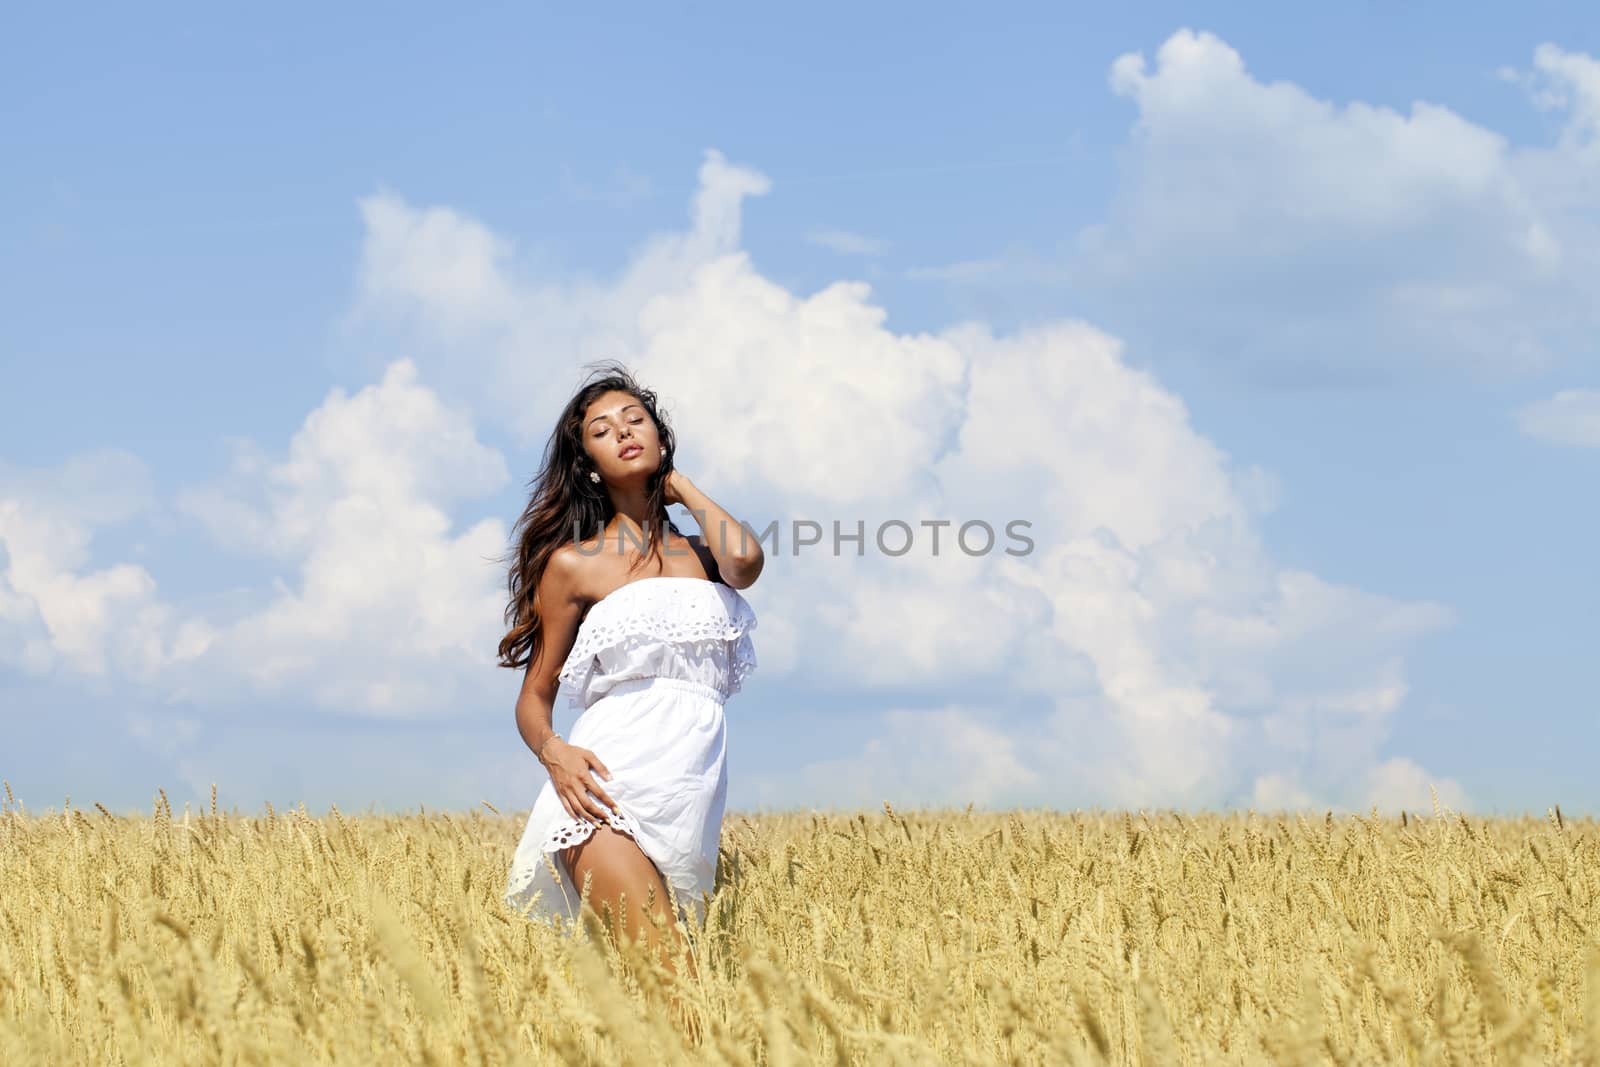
[511,389,764,1037]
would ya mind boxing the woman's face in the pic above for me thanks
[581,389,663,484]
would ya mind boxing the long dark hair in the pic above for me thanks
[496,361,681,670]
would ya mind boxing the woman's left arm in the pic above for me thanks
[668,471,765,589]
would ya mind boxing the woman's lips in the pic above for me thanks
[619,444,643,458]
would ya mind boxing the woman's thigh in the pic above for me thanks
[561,827,675,930]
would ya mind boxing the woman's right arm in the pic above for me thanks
[512,547,619,824]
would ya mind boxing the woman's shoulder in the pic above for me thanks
[546,543,591,583]
[552,543,631,610]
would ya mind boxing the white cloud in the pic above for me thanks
[804,228,889,257]
[348,149,775,449]
[6,143,1471,809]
[0,452,212,683]
[911,31,1600,386]
[635,255,969,503]
[1524,44,1600,148]
[340,148,1463,810]
[352,160,969,506]
[775,704,1044,811]
[1513,388,1600,446]
[1104,30,1515,238]
[1358,757,1469,815]
[1248,756,1474,816]
[0,361,517,723]
[1086,28,1595,380]
[1251,773,1317,812]
[903,317,1458,807]
[173,359,512,717]
[353,190,523,340]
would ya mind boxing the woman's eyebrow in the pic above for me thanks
[587,403,643,428]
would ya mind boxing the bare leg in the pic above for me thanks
[561,827,684,964]
[561,828,702,1040]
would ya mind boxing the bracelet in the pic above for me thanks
[537,733,563,764]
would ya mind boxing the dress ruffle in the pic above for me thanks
[539,802,644,854]
[558,578,758,710]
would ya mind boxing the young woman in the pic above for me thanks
[499,362,763,976]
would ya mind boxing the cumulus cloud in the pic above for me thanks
[1086,28,1597,383]
[1513,388,1600,446]
[910,30,1600,387]
[0,451,211,683]
[770,704,1044,811]
[1249,756,1471,819]
[173,359,512,717]
[1357,757,1469,815]
[5,359,514,726]
[354,192,524,340]
[636,256,969,503]
[342,148,1465,811]
[6,139,1474,809]
[901,318,1457,809]
[1251,773,1317,812]
[348,150,775,449]
[1518,44,1600,150]
[5,361,516,727]
[1130,30,1598,375]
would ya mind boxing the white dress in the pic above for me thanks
[503,575,758,931]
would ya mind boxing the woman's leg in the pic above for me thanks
[561,829,704,1043]
[560,828,697,979]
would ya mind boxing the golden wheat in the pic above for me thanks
[2,782,1598,1065]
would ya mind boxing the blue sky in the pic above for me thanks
[3,3,1597,818]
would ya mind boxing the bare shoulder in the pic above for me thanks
[521,545,594,686]
[538,544,591,609]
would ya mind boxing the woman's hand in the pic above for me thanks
[540,738,620,825]
[663,468,694,508]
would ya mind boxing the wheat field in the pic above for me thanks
[2,780,1598,1066]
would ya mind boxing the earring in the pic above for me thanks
[588,470,601,483]
[659,446,667,456]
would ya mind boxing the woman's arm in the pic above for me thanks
[668,471,764,589]
[512,546,619,825]
[512,547,586,759]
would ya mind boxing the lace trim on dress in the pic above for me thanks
[508,803,701,917]
[539,803,644,854]
[557,578,758,703]
[557,632,759,710]
[504,805,646,902]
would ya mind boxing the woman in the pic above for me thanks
[499,362,763,976]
